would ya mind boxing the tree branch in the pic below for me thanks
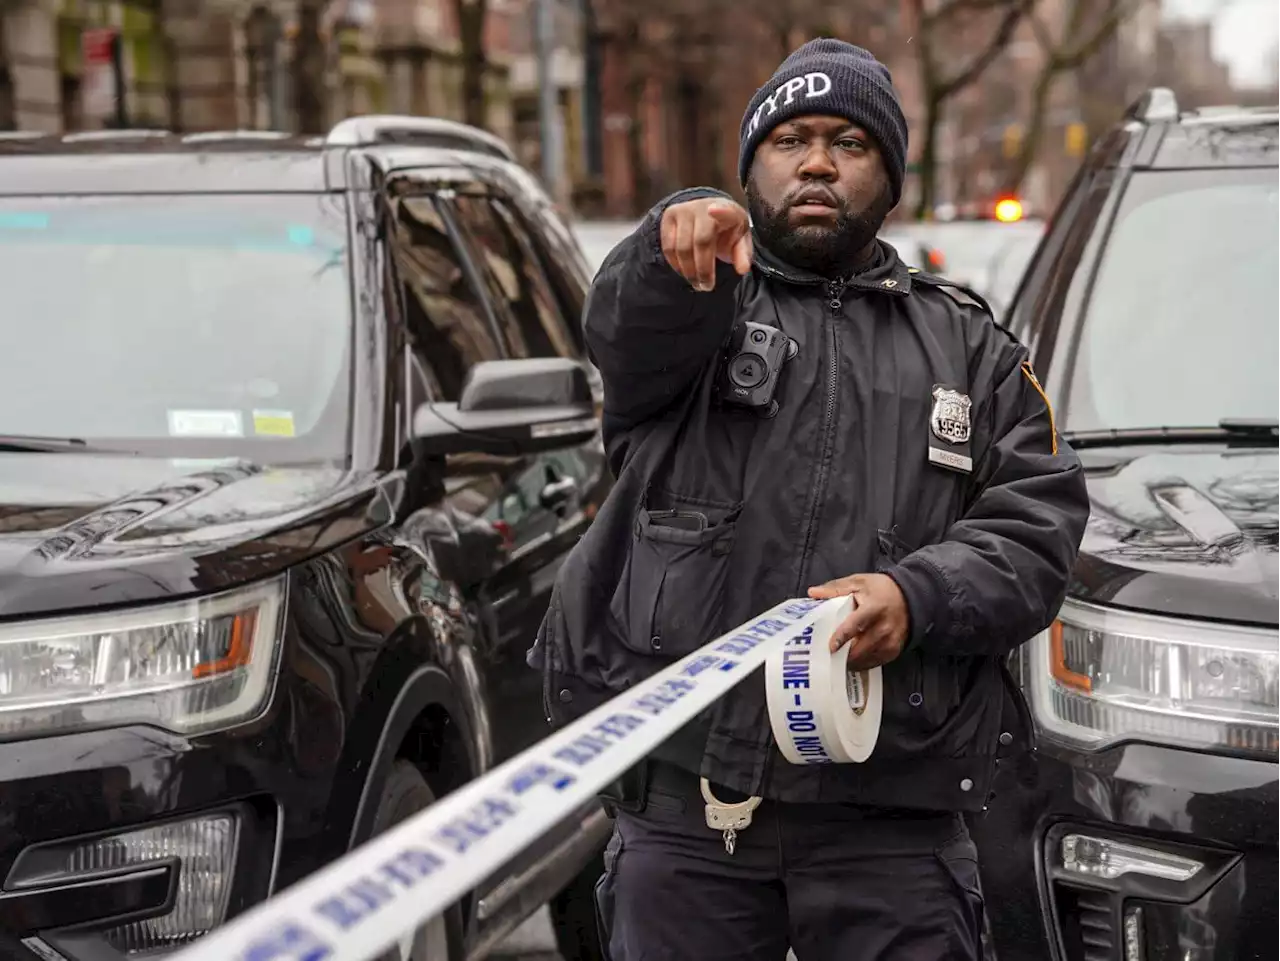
[923,0,1018,31]
[937,0,1032,99]
[1052,0,1141,70]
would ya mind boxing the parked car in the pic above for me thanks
[0,117,610,961]
[883,218,1045,323]
[973,90,1278,961]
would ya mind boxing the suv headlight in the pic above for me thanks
[1026,597,1278,758]
[0,576,286,738]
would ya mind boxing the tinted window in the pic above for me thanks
[450,195,579,359]
[391,195,503,402]
[0,194,350,464]
[1061,169,1278,431]
[526,208,590,340]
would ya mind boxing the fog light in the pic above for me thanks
[1124,906,1145,960]
[10,814,239,953]
[1060,834,1202,882]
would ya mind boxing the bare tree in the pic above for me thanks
[0,0,23,130]
[586,0,905,214]
[0,6,13,131]
[292,0,330,133]
[1003,0,1142,193]
[909,0,1033,219]
[450,0,488,128]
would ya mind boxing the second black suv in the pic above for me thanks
[973,90,1278,961]
[0,117,610,961]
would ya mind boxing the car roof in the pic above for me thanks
[0,116,520,195]
[1151,113,1278,169]
[1104,90,1279,171]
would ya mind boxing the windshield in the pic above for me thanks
[0,193,352,465]
[1062,168,1279,433]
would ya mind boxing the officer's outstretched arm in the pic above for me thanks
[883,335,1090,657]
[585,188,750,435]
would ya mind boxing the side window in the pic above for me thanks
[1015,174,1113,380]
[449,194,580,360]
[1007,186,1083,347]
[404,349,435,436]
[389,194,503,402]
[526,208,590,335]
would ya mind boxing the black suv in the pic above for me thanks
[972,90,1278,960]
[0,117,611,961]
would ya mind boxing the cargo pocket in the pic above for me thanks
[934,826,986,957]
[594,824,624,961]
[609,495,740,659]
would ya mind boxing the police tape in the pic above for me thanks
[764,596,883,764]
[167,596,838,961]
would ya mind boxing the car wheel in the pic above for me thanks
[370,760,464,961]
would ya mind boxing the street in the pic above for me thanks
[493,908,802,961]
[492,909,560,961]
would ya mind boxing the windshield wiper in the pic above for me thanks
[1063,420,1278,449]
[0,434,140,455]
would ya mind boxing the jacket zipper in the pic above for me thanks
[793,279,845,590]
[758,279,845,796]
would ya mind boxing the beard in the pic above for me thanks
[746,177,895,278]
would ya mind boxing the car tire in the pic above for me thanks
[370,760,465,961]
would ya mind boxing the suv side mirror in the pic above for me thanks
[412,358,598,457]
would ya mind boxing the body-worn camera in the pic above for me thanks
[715,320,798,417]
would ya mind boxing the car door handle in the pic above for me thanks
[539,476,578,511]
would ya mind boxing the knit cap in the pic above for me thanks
[739,38,909,204]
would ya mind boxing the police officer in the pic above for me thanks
[529,38,1089,961]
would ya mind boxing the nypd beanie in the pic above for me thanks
[738,39,909,205]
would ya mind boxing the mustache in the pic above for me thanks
[784,185,842,210]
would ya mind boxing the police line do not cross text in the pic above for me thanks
[167,598,834,961]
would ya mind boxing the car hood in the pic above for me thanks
[0,454,394,619]
[1074,446,1278,627]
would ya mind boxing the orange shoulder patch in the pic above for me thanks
[1020,361,1058,455]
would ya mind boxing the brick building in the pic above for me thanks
[0,0,521,141]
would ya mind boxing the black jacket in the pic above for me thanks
[528,188,1089,811]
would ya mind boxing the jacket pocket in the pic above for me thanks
[874,526,915,571]
[608,495,740,659]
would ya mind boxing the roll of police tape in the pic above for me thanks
[166,597,844,961]
[765,595,883,764]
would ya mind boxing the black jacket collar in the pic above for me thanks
[751,235,913,296]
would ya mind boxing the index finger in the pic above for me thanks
[731,232,753,275]
[705,202,745,226]
[829,599,881,653]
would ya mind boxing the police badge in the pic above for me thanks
[928,385,974,473]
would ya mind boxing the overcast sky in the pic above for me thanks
[1164,0,1279,87]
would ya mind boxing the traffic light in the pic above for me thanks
[1065,122,1088,157]
[1002,123,1023,159]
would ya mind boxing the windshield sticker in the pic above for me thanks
[0,212,50,230]
[168,409,244,438]
[253,410,296,438]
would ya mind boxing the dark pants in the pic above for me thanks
[594,762,985,961]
